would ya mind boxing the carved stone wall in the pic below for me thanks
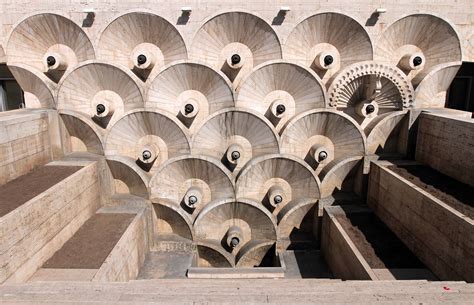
[0,5,469,269]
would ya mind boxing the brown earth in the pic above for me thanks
[388,165,474,219]
[43,213,135,269]
[335,212,426,269]
[335,214,385,268]
[0,165,82,217]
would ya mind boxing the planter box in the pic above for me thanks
[321,206,376,280]
[0,110,52,185]
[368,161,473,282]
[416,112,474,187]
[93,207,149,282]
[0,161,100,283]
[30,207,149,282]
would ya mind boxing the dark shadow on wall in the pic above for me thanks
[272,11,286,25]
[177,12,190,25]
[446,61,474,113]
[82,12,95,27]
[365,12,379,26]
[293,250,333,278]
[0,65,24,111]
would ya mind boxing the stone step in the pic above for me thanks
[28,268,97,282]
[4,279,470,291]
[0,280,472,304]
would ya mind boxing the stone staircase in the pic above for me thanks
[0,279,472,304]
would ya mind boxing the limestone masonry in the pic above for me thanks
[0,1,472,303]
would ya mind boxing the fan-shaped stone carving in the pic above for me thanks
[235,240,275,268]
[366,110,408,154]
[6,13,95,82]
[277,198,316,243]
[328,61,414,129]
[190,11,282,86]
[105,110,190,175]
[7,64,56,108]
[59,110,104,155]
[57,61,144,128]
[2,7,470,281]
[153,201,194,241]
[285,12,373,84]
[194,198,277,267]
[106,156,149,198]
[415,63,462,108]
[236,61,327,130]
[192,109,280,173]
[375,14,462,85]
[236,154,320,216]
[150,156,234,219]
[280,109,366,176]
[196,242,234,267]
[97,11,187,81]
[147,62,234,132]
[318,156,362,197]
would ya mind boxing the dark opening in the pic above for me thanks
[231,54,241,65]
[0,64,24,111]
[366,104,375,114]
[324,55,334,66]
[412,56,422,66]
[231,150,240,160]
[446,62,474,113]
[142,150,152,160]
[137,54,147,65]
[276,104,286,114]
[46,56,56,67]
[184,103,194,114]
[96,103,106,114]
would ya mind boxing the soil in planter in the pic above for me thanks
[388,165,474,219]
[335,211,427,269]
[0,165,82,217]
[43,213,135,269]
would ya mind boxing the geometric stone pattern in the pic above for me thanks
[2,9,465,269]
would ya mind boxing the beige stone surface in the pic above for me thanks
[0,279,473,304]
[415,63,462,108]
[0,0,473,289]
[187,266,285,279]
[321,206,376,280]
[236,61,326,131]
[416,112,474,187]
[7,65,55,109]
[375,14,463,85]
[0,162,100,283]
[191,109,280,174]
[1,1,472,62]
[56,61,144,128]
[284,12,373,84]
[97,11,187,80]
[147,62,234,132]
[0,110,52,185]
[92,207,149,282]
[28,269,97,282]
[368,161,474,282]
[4,12,95,82]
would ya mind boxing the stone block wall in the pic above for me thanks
[0,0,473,63]
[0,162,101,283]
[368,161,473,282]
[0,109,52,184]
[416,112,474,187]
